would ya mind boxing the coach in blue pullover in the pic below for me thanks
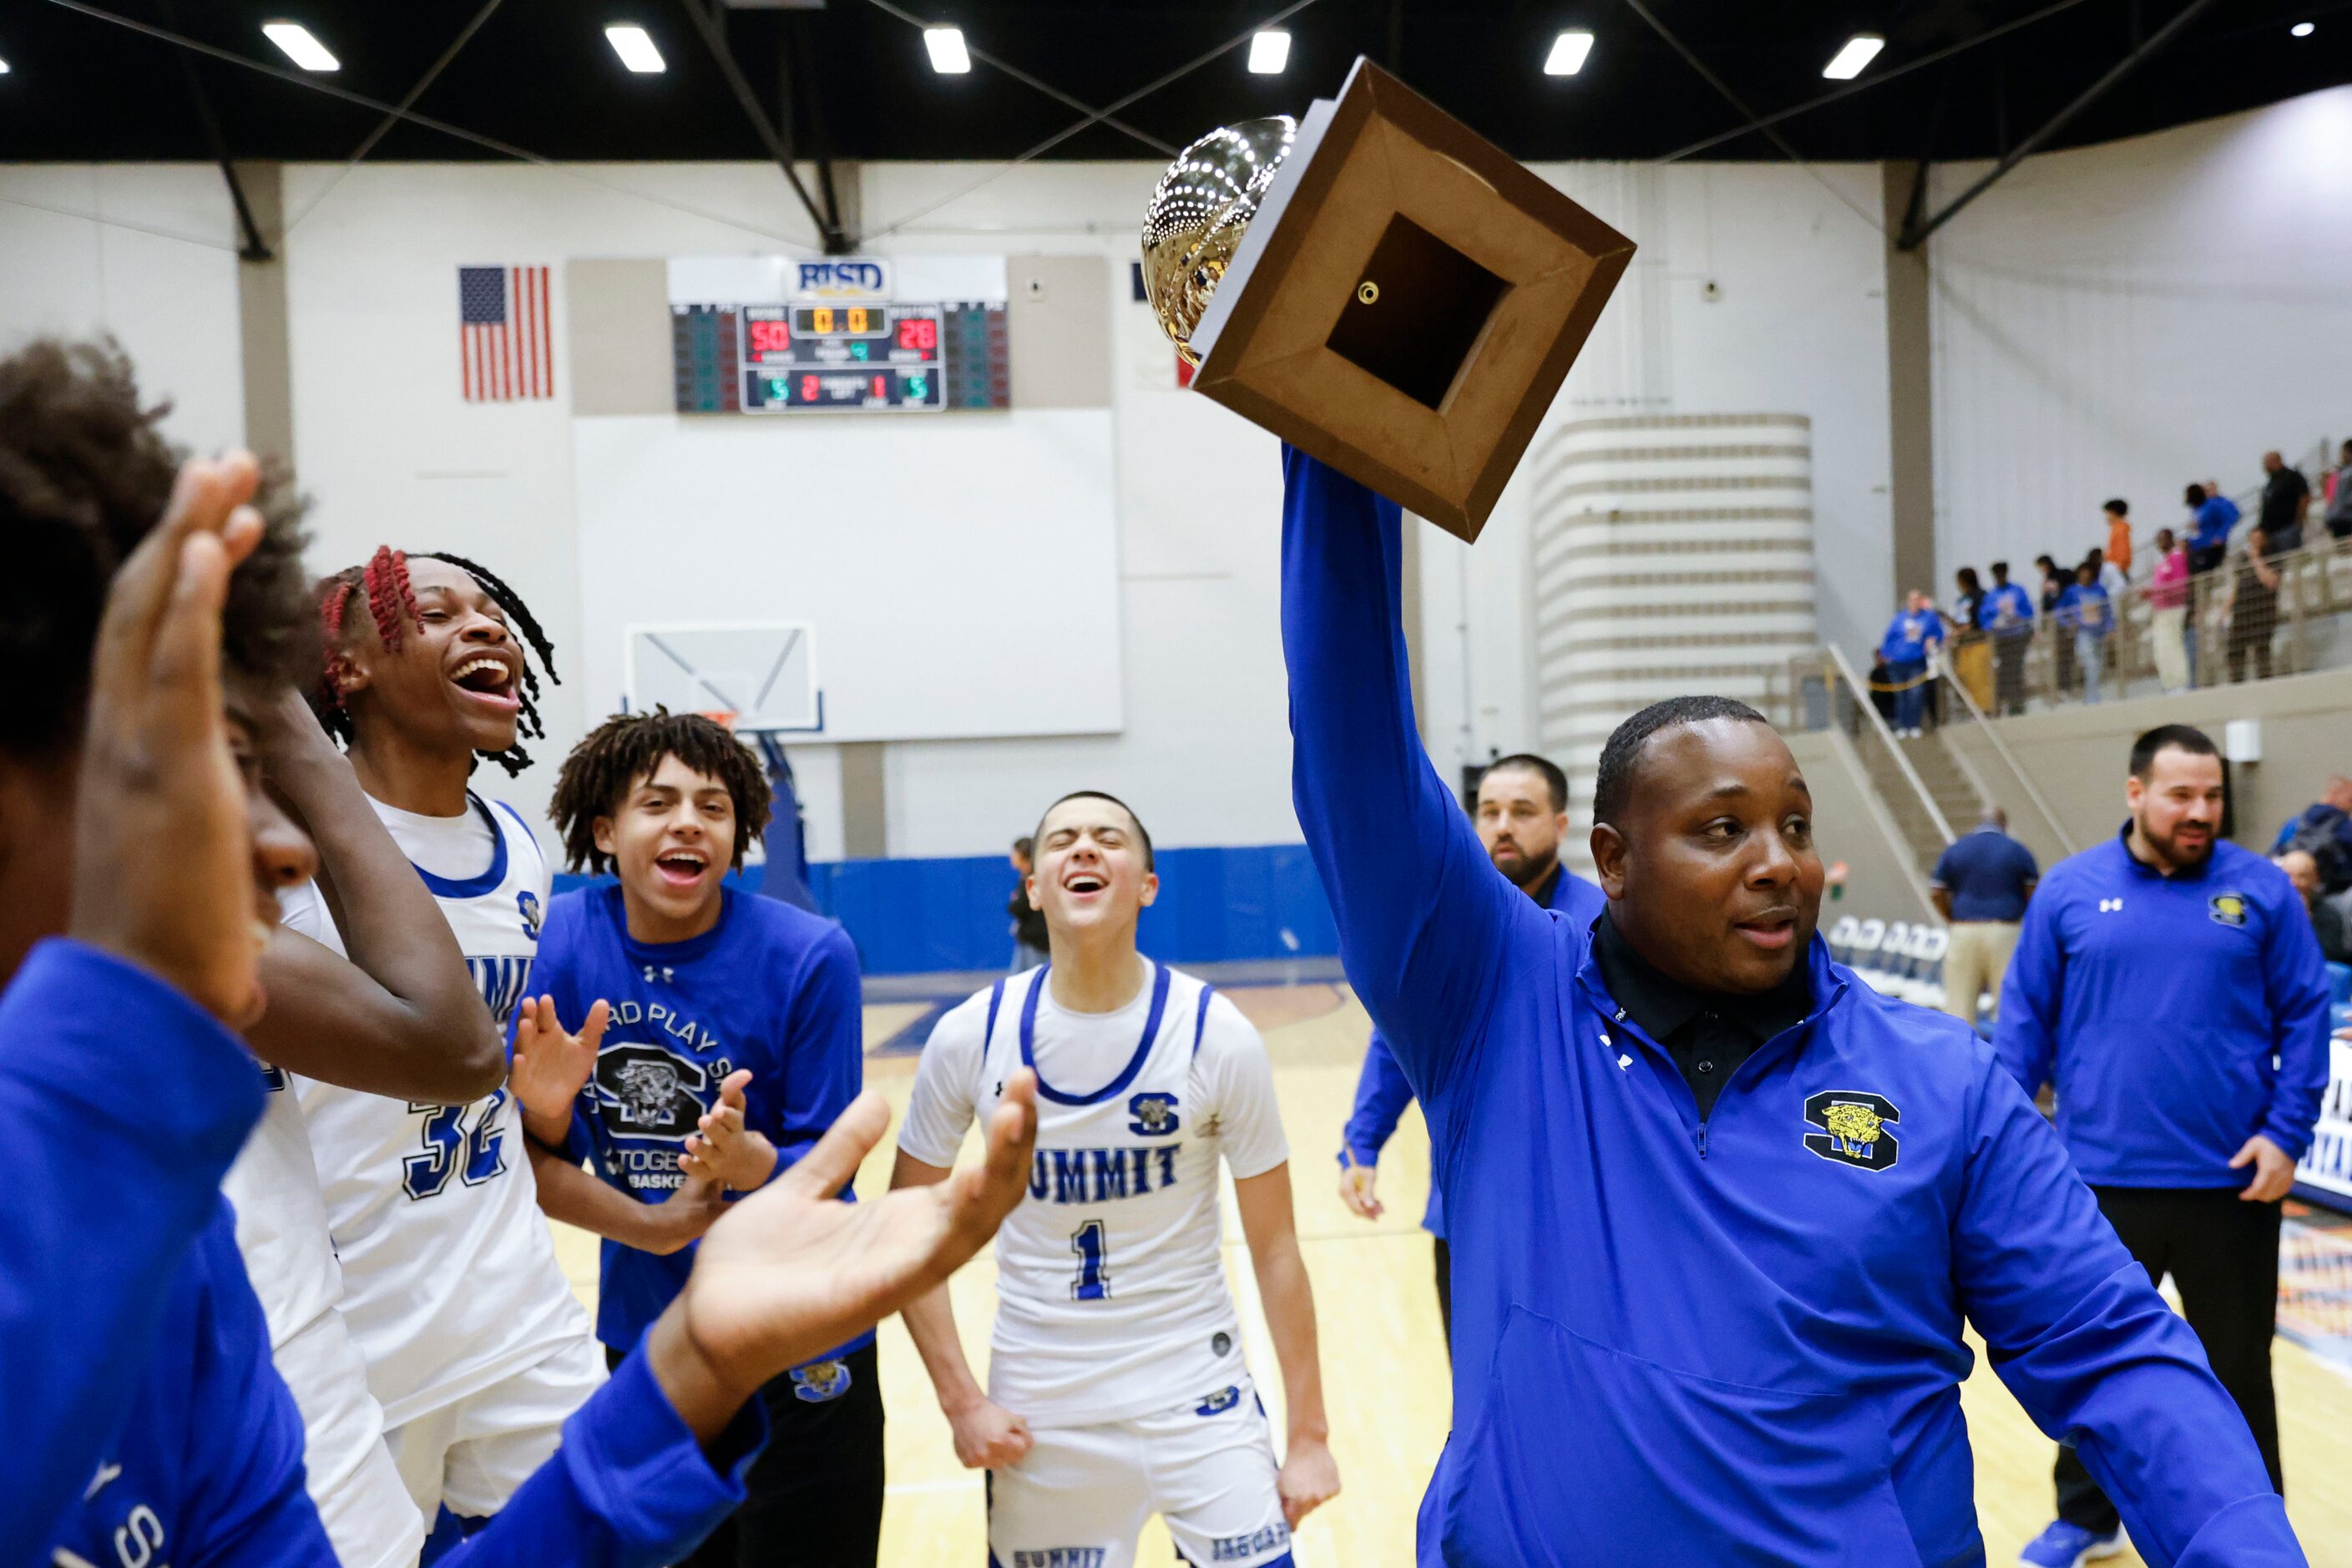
[1279,447,2303,1567]
[1998,724,2329,1565]
[1340,753,1604,1348]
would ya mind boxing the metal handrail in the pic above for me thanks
[1931,650,2077,857]
[1823,642,1955,845]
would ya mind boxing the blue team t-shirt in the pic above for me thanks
[1878,609,1944,664]
[534,884,869,1364]
[1930,827,2041,923]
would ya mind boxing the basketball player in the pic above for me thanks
[509,709,883,1565]
[295,544,604,1542]
[5,340,1044,1564]
[1338,753,1601,1348]
[1277,445,2302,1564]
[893,791,1340,1568]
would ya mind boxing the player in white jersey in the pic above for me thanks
[894,791,1339,1568]
[293,547,604,1541]
[230,675,523,1568]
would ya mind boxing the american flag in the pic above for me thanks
[458,265,552,402]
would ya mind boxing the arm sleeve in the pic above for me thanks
[1928,843,1957,892]
[2258,888,2333,1158]
[895,999,984,1167]
[766,928,866,1188]
[0,940,266,1550]
[1342,1030,1415,1167]
[1955,1061,2303,1568]
[439,1345,764,1568]
[1994,888,2065,1097]
[1278,444,1527,1103]
[1204,997,1289,1181]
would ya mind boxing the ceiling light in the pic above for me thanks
[2290,20,2314,36]
[923,27,971,73]
[604,24,665,72]
[1822,34,1884,80]
[1544,30,1594,76]
[1247,30,1290,73]
[261,22,340,72]
[0,58,11,75]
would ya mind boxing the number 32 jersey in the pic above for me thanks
[898,962,1288,1427]
[286,792,594,1428]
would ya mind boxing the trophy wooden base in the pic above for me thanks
[1188,59,1636,542]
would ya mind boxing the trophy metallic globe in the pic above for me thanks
[1140,116,1297,368]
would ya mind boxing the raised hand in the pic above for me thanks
[680,1069,780,1191]
[641,1072,1039,1439]
[70,453,276,1024]
[512,995,606,1144]
[943,1396,1033,1469]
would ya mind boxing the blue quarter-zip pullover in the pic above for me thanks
[1995,827,2330,1186]
[1342,867,1602,1237]
[1278,447,2302,1568]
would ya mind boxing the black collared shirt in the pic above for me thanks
[1591,913,1813,1119]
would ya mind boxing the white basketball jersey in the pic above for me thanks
[222,1065,343,1349]
[898,963,1289,1427]
[288,792,594,1428]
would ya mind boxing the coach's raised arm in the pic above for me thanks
[1276,444,2305,1567]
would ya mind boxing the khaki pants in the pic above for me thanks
[1942,920,2021,1027]
[2152,604,2190,691]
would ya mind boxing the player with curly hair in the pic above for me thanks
[508,708,883,1565]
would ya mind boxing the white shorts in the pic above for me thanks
[384,1332,607,1521]
[989,1379,1293,1568]
[276,1308,427,1568]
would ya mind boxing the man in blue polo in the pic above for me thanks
[1278,446,2304,1566]
[1337,752,1602,1353]
[1998,723,2330,1568]
[1932,805,2040,1030]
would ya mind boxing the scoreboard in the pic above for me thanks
[671,300,1009,414]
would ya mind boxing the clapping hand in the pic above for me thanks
[512,995,607,1145]
[680,1069,780,1191]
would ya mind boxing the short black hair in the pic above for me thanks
[1034,790,1153,871]
[2035,554,2057,573]
[2103,497,2128,516]
[2129,723,2219,780]
[549,708,772,874]
[1478,752,1568,813]
[1592,696,1769,828]
[0,337,315,762]
[1990,560,2010,580]
[2184,482,2207,506]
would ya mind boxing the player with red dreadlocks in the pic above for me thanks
[291,544,607,1552]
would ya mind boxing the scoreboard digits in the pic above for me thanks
[670,299,1009,415]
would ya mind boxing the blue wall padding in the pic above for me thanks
[551,842,1341,976]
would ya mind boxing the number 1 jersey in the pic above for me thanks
[286,792,594,1428]
[897,963,1289,1427]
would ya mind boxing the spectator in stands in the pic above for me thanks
[1998,723,2331,1568]
[2226,525,2280,684]
[2037,555,2075,697]
[2061,558,2114,704]
[1930,806,2038,1030]
[2187,481,2238,578]
[1007,835,1050,973]
[1981,560,2035,716]
[2102,498,2133,579]
[2325,439,2352,542]
[2147,528,2193,693]
[2090,546,2126,603]
[1877,589,1943,738]
[2258,451,2309,554]
[1866,651,1899,729]
[1949,568,1994,711]
[2270,776,2352,893]
[2275,850,2352,965]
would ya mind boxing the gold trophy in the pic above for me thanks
[1141,58,1635,542]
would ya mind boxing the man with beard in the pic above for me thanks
[1338,754,1601,1350]
[1279,447,2304,1565]
[1999,723,2329,1568]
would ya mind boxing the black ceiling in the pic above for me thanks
[2,0,2345,171]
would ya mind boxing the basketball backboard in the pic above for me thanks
[621,621,822,733]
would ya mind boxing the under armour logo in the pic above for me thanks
[1617,1054,1633,1070]
[2098,898,2123,913]
[642,964,675,984]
